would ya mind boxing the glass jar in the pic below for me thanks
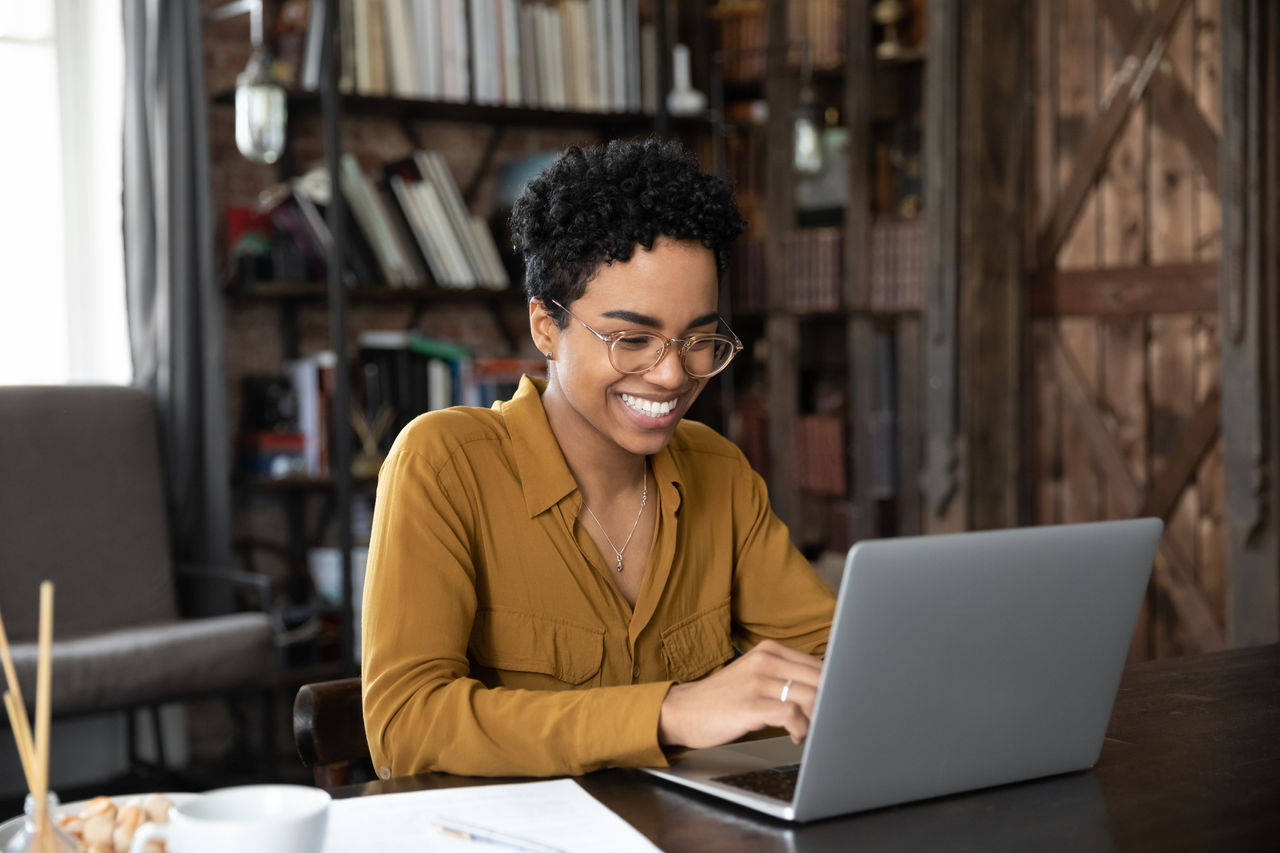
[4,792,78,853]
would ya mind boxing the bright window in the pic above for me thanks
[0,0,129,385]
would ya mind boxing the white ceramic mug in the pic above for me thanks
[128,785,330,853]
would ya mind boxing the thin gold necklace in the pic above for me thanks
[583,466,648,572]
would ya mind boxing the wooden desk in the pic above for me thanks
[334,644,1279,851]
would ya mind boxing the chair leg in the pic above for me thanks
[125,708,139,770]
[148,705,168,772]
[261,688,277,780]
[226,693,251,764]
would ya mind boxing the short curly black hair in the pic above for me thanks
[509,138,746,326]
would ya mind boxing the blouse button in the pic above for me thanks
[379,766,392,780]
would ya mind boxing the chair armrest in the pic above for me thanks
[294,677,368,786]
[176,563,274,613]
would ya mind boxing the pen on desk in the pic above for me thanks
[433,817,567,853]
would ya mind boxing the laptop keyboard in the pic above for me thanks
[711,763,801,801]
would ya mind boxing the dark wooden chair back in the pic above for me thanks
[293,677,369,787]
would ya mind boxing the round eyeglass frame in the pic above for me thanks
[548,299,744,379]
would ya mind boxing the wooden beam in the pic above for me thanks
[1139,387,1221,520]
[1028,261,1218,316]
[762,0,798,530]
[896,317,923,534]
[844,0,878,543]
[1034,0,1190,267]
[1220,0,1280,646]
[1097,0,1221,192]
[1051,333,1225,650]
[960,0,1027,530]
[922,0,963,527]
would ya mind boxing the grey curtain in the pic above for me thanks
[122,0,232,595]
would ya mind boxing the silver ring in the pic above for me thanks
[779,679,793,704]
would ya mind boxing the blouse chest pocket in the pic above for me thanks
[661,597,733,683]
[470,607,605,687]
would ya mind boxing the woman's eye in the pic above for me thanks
[616,336,655,350]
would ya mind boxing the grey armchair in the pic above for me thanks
[0,385,277,777]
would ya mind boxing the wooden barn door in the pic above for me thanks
[1027,0,1225,658]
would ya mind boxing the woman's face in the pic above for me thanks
[535,236,720,459]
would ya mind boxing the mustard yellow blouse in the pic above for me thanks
[361,376,835,777]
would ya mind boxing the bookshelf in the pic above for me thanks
[212,0,677,672]
[708,0,927,555]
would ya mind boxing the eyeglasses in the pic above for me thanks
[549,300,743,379]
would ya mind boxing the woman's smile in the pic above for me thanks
[619,391,682,427]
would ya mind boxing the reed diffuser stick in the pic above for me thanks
[3,690,34,790]
[0,610,36,778]
[33,582,54,852]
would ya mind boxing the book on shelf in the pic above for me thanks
[383,0,418,97]
[291,183,384,287]
[383,150,511,289]
[714,0,845,82]
[357,330,478,451]
[386,160,473,287]
[294,0,326,90]
[247,167,397,289]
[783,227,841,313]
[413,0,442,99]
[238,431,309,479]
[338,0,358,91]
[267,194,327,280]
[469,356,548,408]
[310,0,651,113]
[286,351,339,475]
[339,154,429,287]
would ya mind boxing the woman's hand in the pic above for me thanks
[657,640,823,749]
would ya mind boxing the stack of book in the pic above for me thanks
[287,0,655,113]
[358,332,548,453]
[729,229,841,315]
[783,227,842,313]
[869,216,924,312]
[713,0,846,83]
[242,151,511,291]
[382,151,510,289]
[265,337,549,477]
[358,331,473,451]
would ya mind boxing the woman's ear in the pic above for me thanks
[529,298,558,358]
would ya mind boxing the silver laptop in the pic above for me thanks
[640,518,1162,822]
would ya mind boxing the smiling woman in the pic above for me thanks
[0,0,128,385]
[360,139,836,779]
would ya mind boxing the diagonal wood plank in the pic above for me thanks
[1051,331,1224,650]
[1035,0,1190,267]
[1139,386,1221,521]
[1097,0,1220,192]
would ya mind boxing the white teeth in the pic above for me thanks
[622,394,676,417]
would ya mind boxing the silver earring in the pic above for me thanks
[545,351,553,360]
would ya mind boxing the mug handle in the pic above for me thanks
[129,821,170,853]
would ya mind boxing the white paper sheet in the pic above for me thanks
[321,778,662,852]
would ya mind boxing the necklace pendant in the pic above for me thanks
[615,556,624,572]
